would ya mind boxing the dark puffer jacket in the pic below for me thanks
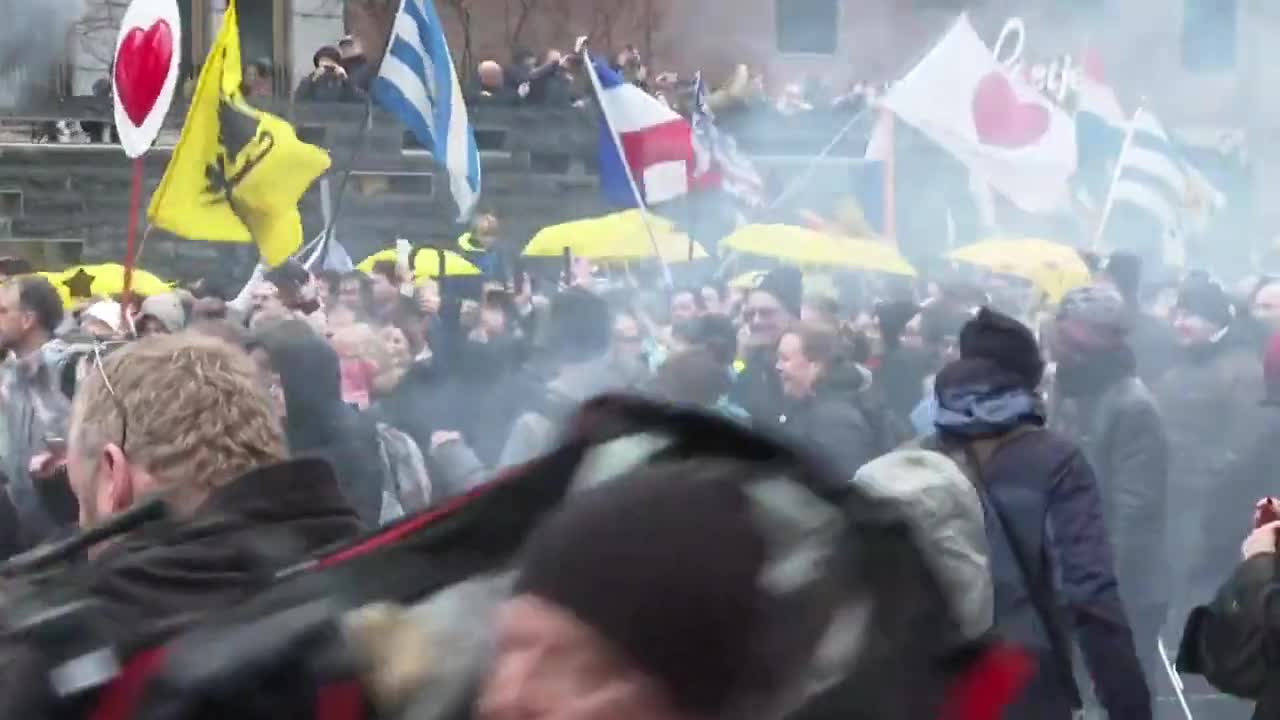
[1051,350,1170,616]
[257,323,385,525]
[778,361,878,478]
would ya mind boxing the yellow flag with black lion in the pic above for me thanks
[147,0,331,267]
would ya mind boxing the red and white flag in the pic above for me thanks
[883,15,1077,213]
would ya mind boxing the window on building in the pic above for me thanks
[1182,0,1238,72]
[776,0,839,54]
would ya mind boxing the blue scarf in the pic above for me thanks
[933,384,1044,438]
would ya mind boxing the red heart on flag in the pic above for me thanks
[114,20,174,127]
[971,72,1050,148]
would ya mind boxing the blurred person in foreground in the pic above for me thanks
[730,267,801,426]
[0,332,362,715]
[1156,279,1266,639]
[0,276,71,547]
[478,459,845,720]
[930,307,1151,719]
[1047,286,1169,684]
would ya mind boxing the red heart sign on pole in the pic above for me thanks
[112,0,182,159]
[115,20,174,126]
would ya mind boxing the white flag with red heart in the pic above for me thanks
[883,15,1076,214]
[111,0,182,158]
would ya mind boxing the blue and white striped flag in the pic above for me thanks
[1101,108,1223,263]
[372,0,481,221]
[1111,109,1190,233]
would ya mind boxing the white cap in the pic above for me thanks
[81,300,123,333]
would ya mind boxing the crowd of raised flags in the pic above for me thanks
[142,0,1226,276]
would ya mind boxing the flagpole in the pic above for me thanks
[584,49,672,287]
[881,108,896,245]
[1091,107,1142,251]
[766,106,868,211]
[316,98,376,268]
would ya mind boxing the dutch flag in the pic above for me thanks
[372,0,481,221]
[585,55,696,208]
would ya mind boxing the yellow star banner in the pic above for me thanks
[147,0,331,267]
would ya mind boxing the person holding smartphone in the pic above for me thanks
[1177,509,1280,719]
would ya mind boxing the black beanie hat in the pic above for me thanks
[876,300,920,346]
[1177,280,1234,329]
[514,463,767,715]
[751,267,803,318]
[958,307,1044,390]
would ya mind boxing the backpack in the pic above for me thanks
[919,429,1084,712]
[851,448,993,641]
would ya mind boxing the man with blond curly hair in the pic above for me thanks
[0,332,364,715]
[62,330,362,615]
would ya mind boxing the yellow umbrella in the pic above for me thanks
[524,210,707,262]
[947,238,1090,302]
[356,248,481,278]
[356,249,400,273]
[721,224,917,276]
[411,248,481,279]
[56,264,173,303]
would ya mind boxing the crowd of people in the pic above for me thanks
[0,222,1279,717]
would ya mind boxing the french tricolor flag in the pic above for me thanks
[585,57,698,208]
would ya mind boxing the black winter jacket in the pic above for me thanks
[1052,366,1170,610]
[0,458,363,718]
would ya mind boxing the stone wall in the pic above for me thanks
[0,97,877,286]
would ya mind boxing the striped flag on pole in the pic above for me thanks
[1110,109,1189,232]
[1096,108,1223,263]
[691,72,764,207]
[372,0,481,221]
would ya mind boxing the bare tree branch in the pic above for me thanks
[508,0,540,51]
[439,0,475,85]
[589,0,630,54]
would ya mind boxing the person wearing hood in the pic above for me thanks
[1155,279,1266,634]
[249,320,386,525]
[1047,286,1170,684]
[873,299,935,427]
[730,267,801,426]
[136,292,187,336]
[775,324,879,477]
[930,307,1151,720]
